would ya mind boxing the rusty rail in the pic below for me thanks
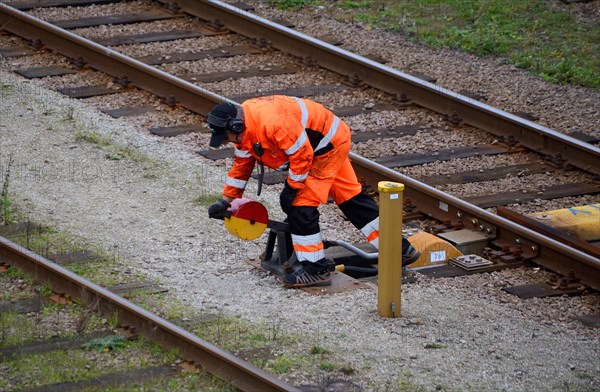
[496,206,600,259]
[0,3,224,115]
[350,154,600,291]
[0,236,299,392]
[171,0,600,176]
[2,1,598,173]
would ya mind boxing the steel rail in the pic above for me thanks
[2,1,597,175]
[349,153,600,290]
[0,3,226,116]
[174,0,600,176]
[0,236,299,392]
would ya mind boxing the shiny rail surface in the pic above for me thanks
[0,236,299,392]
[0,1,598,289]
[2,1,599,176]
[350,154,600,291]
[173,0,600,176]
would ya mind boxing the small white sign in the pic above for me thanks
[430,250,446,262]
[391,194,399,200]
[439,201,448,212]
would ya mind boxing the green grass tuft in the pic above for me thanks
[268,0,317,10]
[424,342,447,349]
[82,335,129,353]
[310,345,328,354]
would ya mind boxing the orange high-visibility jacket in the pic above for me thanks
[222,95,351,199]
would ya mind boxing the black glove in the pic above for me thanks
[279,182,298,215]
[208,198,231,220]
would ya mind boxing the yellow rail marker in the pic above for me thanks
[407,232,463,267]
[529,204,600,241]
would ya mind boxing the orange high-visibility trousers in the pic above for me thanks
[293,140,361,207]
[288,140,384,263]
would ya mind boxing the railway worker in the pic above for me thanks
[207,95,420,288]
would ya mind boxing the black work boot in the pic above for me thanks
[402,244,421,267]
[281,259,332,288]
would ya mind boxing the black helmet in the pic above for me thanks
[207,102,242,147]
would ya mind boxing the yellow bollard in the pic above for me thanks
[377,181,404,318]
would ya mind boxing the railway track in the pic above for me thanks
[0,1,599,390]
[0,234,298,391]
[1,0,597,291]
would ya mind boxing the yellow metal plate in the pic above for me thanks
[245,258,369,295]
[528,203,600,241]
[408,232,463,268]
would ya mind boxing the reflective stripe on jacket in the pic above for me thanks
[223,95,351,199]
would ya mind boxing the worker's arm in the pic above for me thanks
[272,122,313,190]
[222,145,256,199]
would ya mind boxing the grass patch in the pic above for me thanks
[0,261,124,345]
[67,258,126,287]
[0,304,108,348]
[0,268,36,301]
[267,0,318,9]
[1,82,12,94]
[270,354,294,373]
[123,289,190,321]
[0,305,231,391]
[0,340,165,391]
[4,224,126,287]
[80,371,238,392]
[276,0,599,88]
[1,350,94,390]
[407,0,599,87]
[74,130,165,179]
[310,345,328,354]
[74,130,112,146]
[82,335,129,353]
[192,192,223,207]
[250,333,269,342]
[191,313,295,351]
[0,311,39,347]
[187,314,320,375]
[1,153,14,225]
[424,342,447,349]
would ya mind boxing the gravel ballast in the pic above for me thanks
[1,2,599,390]
[1,68,599,392]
